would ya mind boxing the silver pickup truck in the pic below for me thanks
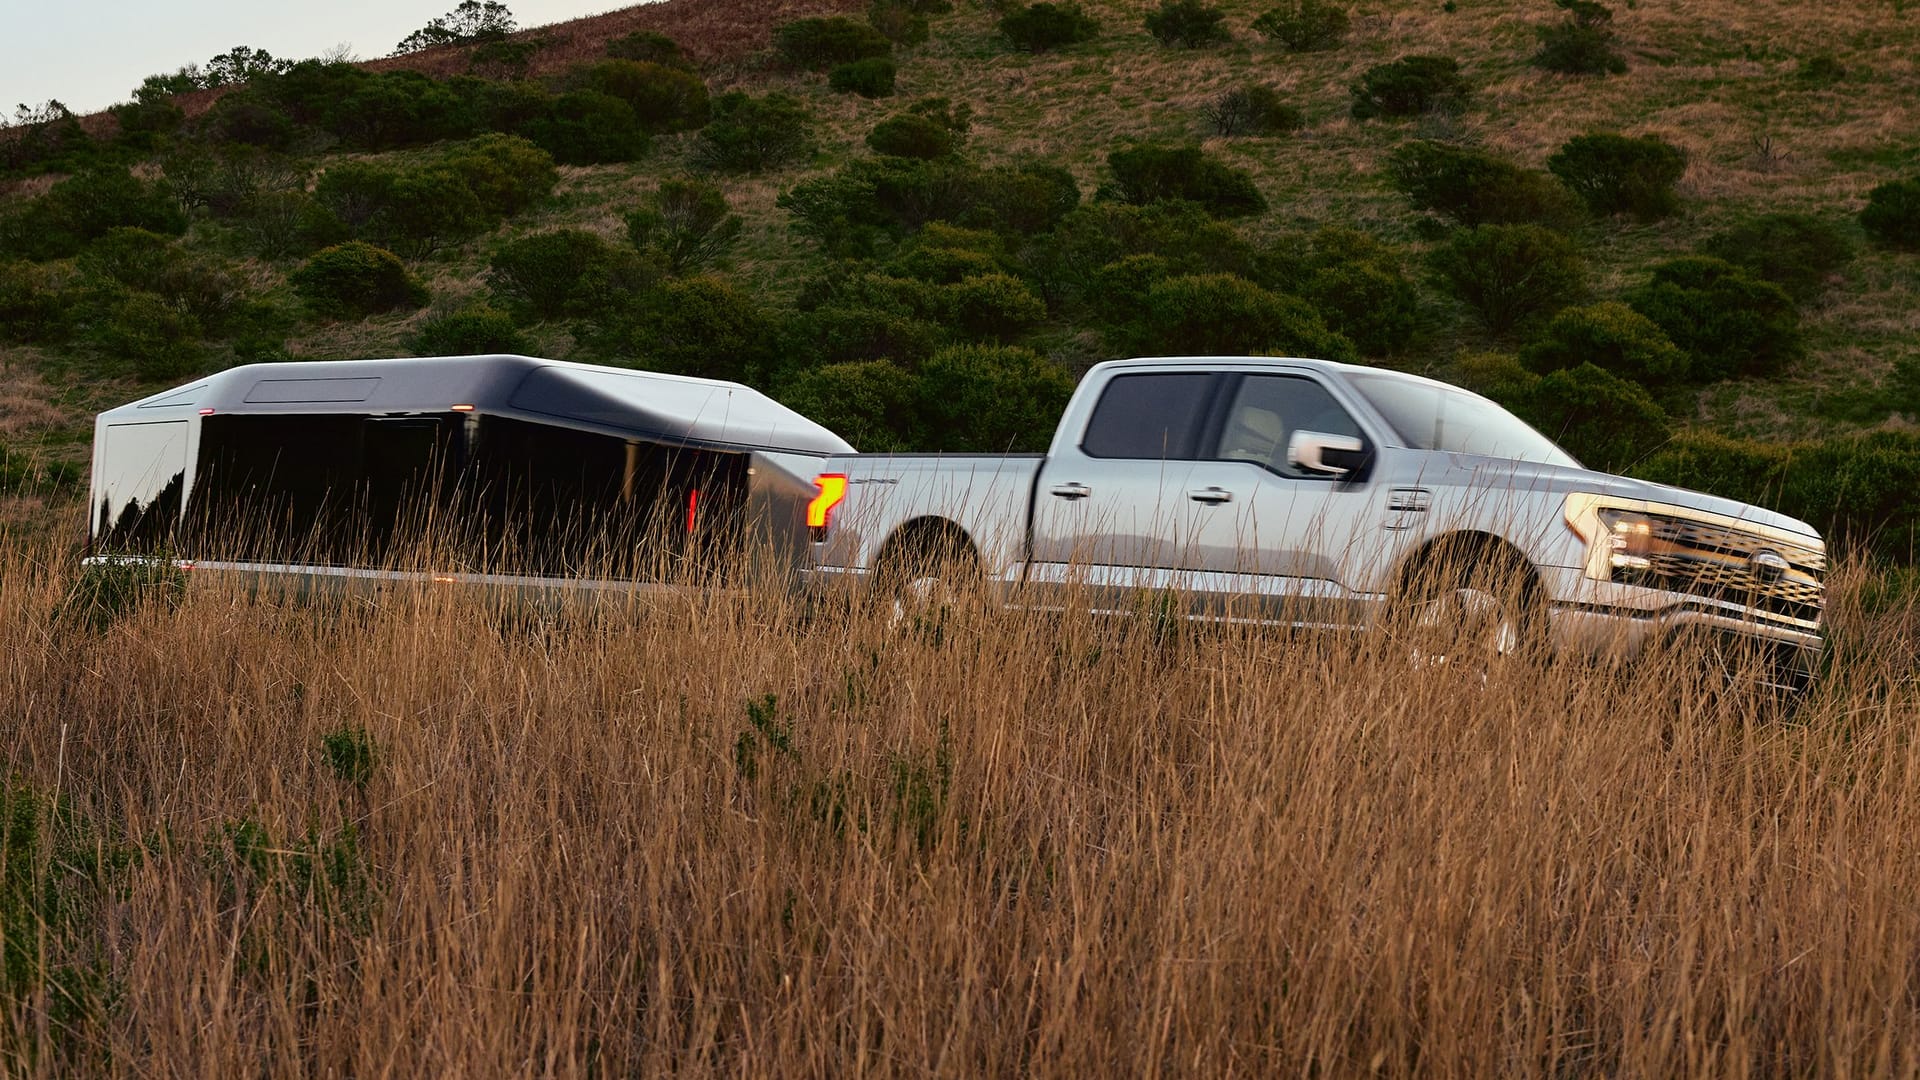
[803,356,1827,689]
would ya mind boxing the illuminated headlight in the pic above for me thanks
[1597,509,1654,573]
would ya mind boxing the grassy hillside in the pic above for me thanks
[2,0,1919,543]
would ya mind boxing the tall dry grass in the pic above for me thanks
[3,531,1920,1077]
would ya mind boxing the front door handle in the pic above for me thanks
[1188,486,1234,504]
[1050,482,1092,500]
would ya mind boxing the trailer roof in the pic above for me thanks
[98,355,855,455]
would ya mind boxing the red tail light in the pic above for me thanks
[806,474,848,535]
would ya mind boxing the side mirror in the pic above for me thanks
[1287,431,1372,478]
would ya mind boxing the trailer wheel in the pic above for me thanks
[875,523,979,636]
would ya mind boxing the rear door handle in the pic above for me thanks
[1050,482,1092,500]
[1188,486,1234,504]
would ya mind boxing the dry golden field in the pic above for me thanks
[5,527,1920,1077]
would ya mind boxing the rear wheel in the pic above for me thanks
[875,527,979,635]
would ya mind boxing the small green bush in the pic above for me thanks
[999,2,1100,51]
[1089,254,1172,326]
[59,559,186,632]
[1860,177,1920,251]
[777,360,923,452]
[0,168,187,261]
[916,345,1075,452]
[1206,84,1305,138]
[1430,224,1585,334]
[489,230,644,319]
[82,291,206,380]
[1387,140,1583,228]
[1518,301,1689,386]
[829,57,898,98]
[626,179,743,275]
[590,276,777,383]
[1105,143,1266,219]
[1531,1,1627,77]
[521,90,650,165]
[437,133,558,217]
[1508,362,1670,472]
[368,167,490,257]
[1251,0,1349,52]
[868,114,959,159]
[1350,55,1470,120]
[78,228,247,334]
[940,273,1047,341]
[409,305,531,355]
[1134,273,1355,361]
[0,260,68,343]
[786,303,946,368]
[606,30,691,68]
[1698,212,1853,301]
[868,0,931,46]
[885,228,1005,283]
[775,17,893,70]
[1144,0,1231,47]
[0,445,81,498]
[1291,229,1420,356]
[697,92,816,173]
[1625,256,1801,381]
[1547,132,1687,219]
[571,59,710,132]
[291,242,428,320]
[1024,201,1255,311]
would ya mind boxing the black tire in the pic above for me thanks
[874,527,979,634]
[1391,542,1545,674]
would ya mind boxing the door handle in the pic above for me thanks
[1049,482,1092,500]
[1188,486,1234,504]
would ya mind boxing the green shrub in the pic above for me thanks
[77,229,247,334]
[1634,430,1920,561]
[606,30,691,69]
[1508,362,1669,472]
[489,229,645,319]
[966,162,1081,236]
[0,260,66,343]
[1625,256,1801,381]
[1144,0,1231,47]
[697,92,816,173]
[786,303,946,368]
[777,360,924,451]
[1386,140,1583,228]
[1547,132,1686,219]
[1134,273,1355,360]
[1206,84,1304,137]
[999,2,1100,51]
[0,445,81,498]
[58,560,185,631]
[868,0,931,46]
[868,97,971,159]
[626,179,743,275]
[0,168,187,261]
[408,305,531,355]
[1430,224,1585,334]
[370,168,490,257]
[590,276,777,383]
[1105,143,1266,219]
[393,0,516,54]
[81,291,206,380]
[467,39,540,80]
[916,345,1074,452]
[1859,177,1920,251]
[521,90,650,165]
[781,156,1077,256]
[437,133,558,217]
[1698,212,1853,301]
[775,17,893,70]
[1250,0,1349,52]
[1350,55,1470,119]
[291,242,428,320]
[940,273,1047,341]
[196,90,298,148]
[572,59,710,132]
[1531,13,1626,75]
[829,57,898,98]
[1292,229,1420,356]
[1024,201,1254,310]
[1518,301,1688,386]
[885,228,1005,283]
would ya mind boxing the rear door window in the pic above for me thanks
[1079,373,1216,460]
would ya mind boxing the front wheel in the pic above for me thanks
[1391,548,1544,676]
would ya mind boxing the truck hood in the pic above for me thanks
[1440,455,1824,543]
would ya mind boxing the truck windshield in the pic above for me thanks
[1345,372,1580,468]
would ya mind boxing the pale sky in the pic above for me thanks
[2,1,635,117]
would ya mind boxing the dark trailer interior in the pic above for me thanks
[89,356,853,582]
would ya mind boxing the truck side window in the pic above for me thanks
[1080,373,1214,459]
[1213,375,1362,479]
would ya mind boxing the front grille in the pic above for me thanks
[1617,515,1825,625]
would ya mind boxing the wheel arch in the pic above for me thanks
[1392,529,1544,600]
[874,516,981,577]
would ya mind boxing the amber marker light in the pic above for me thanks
[450,404,476,412]
[806,473,848,536]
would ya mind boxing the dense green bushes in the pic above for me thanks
[1513,362,1670,472]
[830,58,898,98]
[781,155,1079,257]
[291,242,428,319]
[488,229,652,319]
[1144,0,1231,47]
[408,305,531,355]
[1518,301,1688,387]
[0,167,186,260]
[1387,140,1583,228]
[775,17,893,70]
[626,179,743,275]
[569,59,710,132]
[1104,144,1265,219]
[1625,256,1801,380]
[1251,0,1349,52]
[1860,176,1920,250]
[1532,0,1627,75]
[998,3,1100,51]
[521,90,650,165]
[1127,273,1355,361]
[586,276,778,383]
[1548,132,1686,219]
[1206,85,1304,138]
[867,99,971,159]
[697,92,816,173]
[1351,55,1470,119]
[1431,224,1586,333]
[1699,212,1852,301]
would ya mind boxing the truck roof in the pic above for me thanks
[98,354,854,456]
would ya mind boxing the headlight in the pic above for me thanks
[1596,508,1654,573]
